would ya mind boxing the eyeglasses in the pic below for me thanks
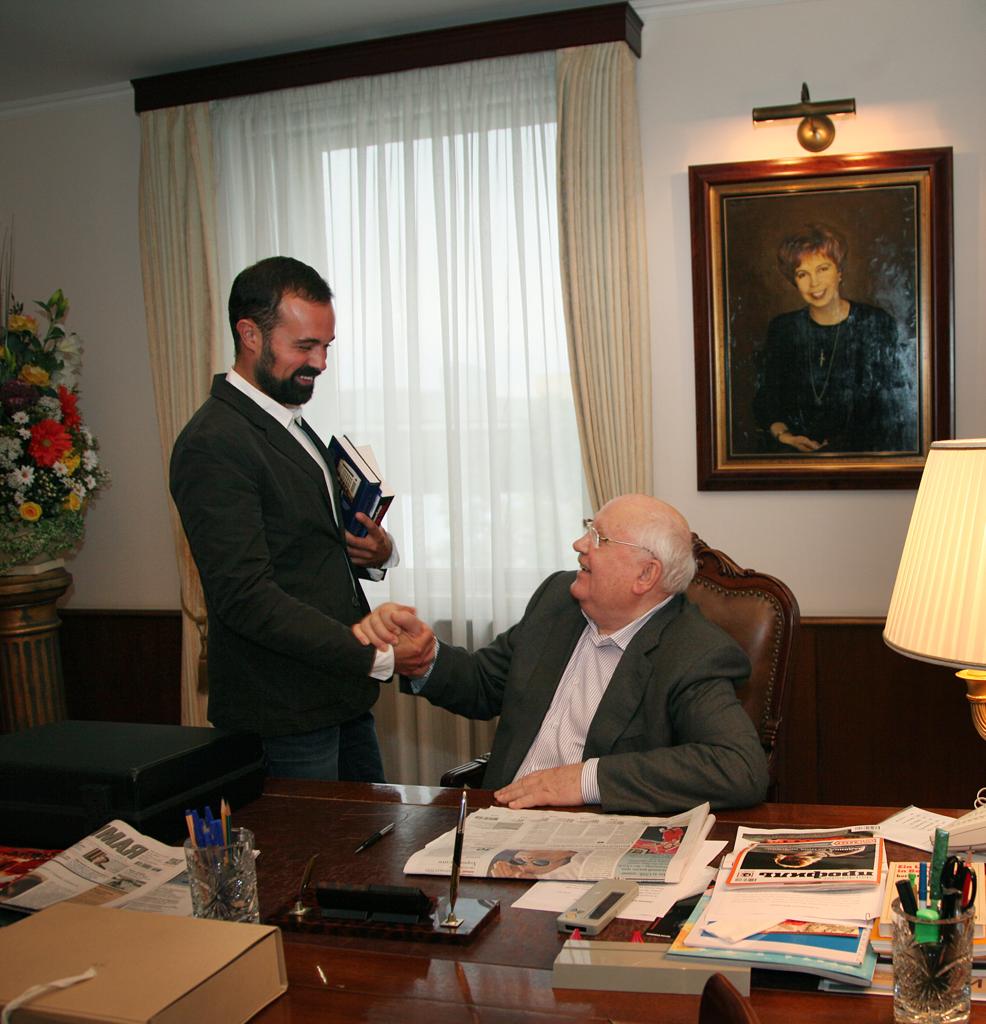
[581,518,657,558]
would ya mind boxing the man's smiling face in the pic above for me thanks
[253,292,335,406]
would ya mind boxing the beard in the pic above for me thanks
[255,337,319,405]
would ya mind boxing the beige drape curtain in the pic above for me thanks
[556,42,653,509]
[138,103,224,727]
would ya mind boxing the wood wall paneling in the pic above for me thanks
[59,609,181,725]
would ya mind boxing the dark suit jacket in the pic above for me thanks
[170,374,378,737]
[415,571,769,813]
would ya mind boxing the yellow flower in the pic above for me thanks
[64,491,82,512]
[62,450,81,474]
[19,502,42,522]
[7,314,38,334]
[19,364,50,386]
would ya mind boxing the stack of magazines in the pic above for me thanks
[665,826,886,986]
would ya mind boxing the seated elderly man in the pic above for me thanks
[355,494,768,814]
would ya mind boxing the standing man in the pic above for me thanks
[170,256,395,781]
[355,494,768,814]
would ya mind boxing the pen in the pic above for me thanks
[354,822,395,854]
[443,789,468,927]
[919,861,928,906]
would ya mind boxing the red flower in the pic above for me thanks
[28,419,73,467]
[58,386,82,429]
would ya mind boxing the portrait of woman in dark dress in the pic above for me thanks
[753,223,910,455]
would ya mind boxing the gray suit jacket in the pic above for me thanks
[170,374,378,737]
[416,571,769,813]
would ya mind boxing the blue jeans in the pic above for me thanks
[262,711,385,782]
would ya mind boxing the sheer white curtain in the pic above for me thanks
[211,52,585,782]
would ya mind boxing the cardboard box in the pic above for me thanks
[0,903,287,1023]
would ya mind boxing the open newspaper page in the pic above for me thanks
[404,803,712,883]
[727,827,885,888]
[0,820,188,914]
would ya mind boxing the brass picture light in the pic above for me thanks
[752,82,856,152]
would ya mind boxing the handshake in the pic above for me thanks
[352,602,438,678]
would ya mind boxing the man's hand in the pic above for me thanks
[346,514,393,567]
[494,764,584,809]
[352,602,437,677]
[352,601,415,651]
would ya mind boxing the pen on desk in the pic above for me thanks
[354,822,395,855]
[919,861,928,906]
[443,789,468,927]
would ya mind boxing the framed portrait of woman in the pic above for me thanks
[689,147,953,490]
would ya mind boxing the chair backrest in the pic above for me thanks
[698,973,761,1024]
[685,534,800,795]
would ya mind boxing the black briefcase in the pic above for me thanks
[0,720,266,848]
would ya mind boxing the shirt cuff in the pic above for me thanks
[580,758,601,805]
[364,534,400,581]
[369,645,396,681]
[406,639,440,692]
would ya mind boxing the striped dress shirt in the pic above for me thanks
[513,596,672,804]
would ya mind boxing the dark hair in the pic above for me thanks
[227,257,333,351]
[776,224,847,284]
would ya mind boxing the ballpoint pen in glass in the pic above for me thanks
[443,789,468,927]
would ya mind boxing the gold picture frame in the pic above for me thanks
[689,148,953,490]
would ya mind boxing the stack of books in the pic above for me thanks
[327,435,394,537]
[665,827,886,986]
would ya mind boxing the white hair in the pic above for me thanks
[630,501,696,594]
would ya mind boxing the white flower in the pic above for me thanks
[52,461,69,477]
[12,412,28,424]
[37,396,61,419]
[57,331,82,360]
[7,466,34,489]
[82,450,99,470]
[84,475,96,490]
[81,427,93,445]
[71,480,86,498]
[0,436,22,462]
[12,492,24,507]
[17,427,30,440]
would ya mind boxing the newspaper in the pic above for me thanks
[726,830,885,888]
[404,803,712,883]
[0,819,191,915]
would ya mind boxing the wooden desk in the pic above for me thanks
[237,781,980,1022]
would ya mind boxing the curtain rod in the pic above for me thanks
[132,2,642,114]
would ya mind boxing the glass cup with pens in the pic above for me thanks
[183,802,260,924]
[891,851,977,1023]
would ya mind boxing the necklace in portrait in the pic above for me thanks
[807,320,843,406]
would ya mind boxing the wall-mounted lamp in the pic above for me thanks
[752,82,856,153]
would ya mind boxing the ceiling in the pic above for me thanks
[0,0,664,107]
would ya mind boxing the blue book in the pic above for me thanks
[665,896,878,987]
[327,435,393,537]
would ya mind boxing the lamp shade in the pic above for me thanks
[884,439,986,669]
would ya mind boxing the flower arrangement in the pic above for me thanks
[0,275,108,570]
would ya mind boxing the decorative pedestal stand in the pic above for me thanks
[0,565,72,732]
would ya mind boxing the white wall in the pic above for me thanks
[0,90,180,608]
[0,0,982,614]
[637,0,986,614]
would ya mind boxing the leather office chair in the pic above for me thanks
[698,973,762,1024]
[440,534,800,797]
[685,534,799,797]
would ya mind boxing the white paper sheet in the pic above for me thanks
[510,840,724,921]
[871,805,956,852]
